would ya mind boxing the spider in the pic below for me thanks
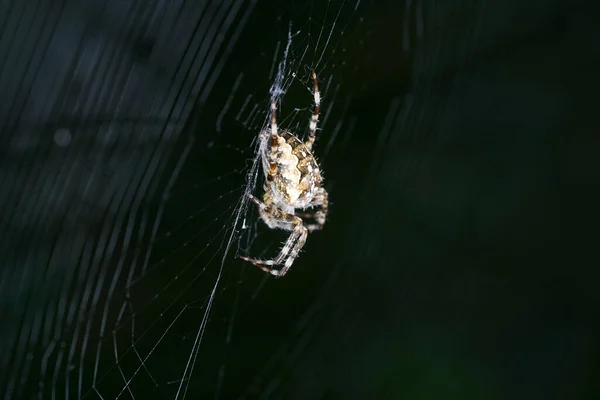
[240,70,329,277]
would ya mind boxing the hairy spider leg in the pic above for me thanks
[270,99,278,137]
[240,194,308,277]
[266,100,279,183]
[295,187,328,231]
[305,70,321,151]
[246,193,264,208]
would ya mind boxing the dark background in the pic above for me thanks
[1,0,599,399]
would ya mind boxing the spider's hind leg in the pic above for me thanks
[305,70,320,151]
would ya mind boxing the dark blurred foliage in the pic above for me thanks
[1,0,599,399]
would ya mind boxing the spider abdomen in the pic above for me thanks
[268,131,321,207]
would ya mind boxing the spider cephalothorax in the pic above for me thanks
[240,71,328,277]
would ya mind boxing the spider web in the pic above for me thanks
[5,0,598,399]
[0,0,369,399]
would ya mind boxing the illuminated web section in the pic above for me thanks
[94,1,360,398]
[0,0,363,399]
[0,0,255,398]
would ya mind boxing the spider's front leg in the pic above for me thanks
[240,195,308,277]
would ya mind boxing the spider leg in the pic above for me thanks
[304,70,320,151]
[299,187,328,231]
[295,212,324,231]
[270,100,278,137]
[246,193,265,209]
[240,211,308,277]
[265,101,280,182]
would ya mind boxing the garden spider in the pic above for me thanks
[240,70,328,277]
